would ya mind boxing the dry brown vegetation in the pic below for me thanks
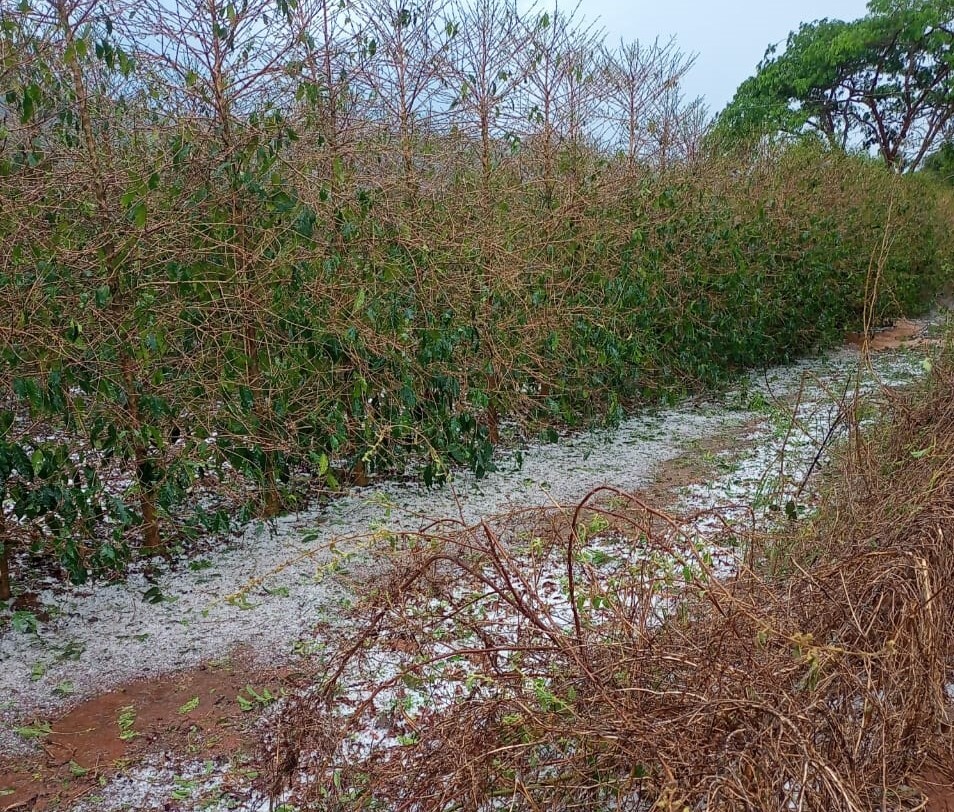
[266,353,954,810]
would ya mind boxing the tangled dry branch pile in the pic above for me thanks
[265,361,954,811]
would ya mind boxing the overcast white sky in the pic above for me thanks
[560,1,872,111]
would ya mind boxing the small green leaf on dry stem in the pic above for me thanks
[15,721,52,739]
[117,705,138,741]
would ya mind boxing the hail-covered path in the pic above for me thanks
[0,316,942,810]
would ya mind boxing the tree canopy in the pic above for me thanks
[717,0,954,170]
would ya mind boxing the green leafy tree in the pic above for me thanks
[923,138,954,182]
[718,0,954,170]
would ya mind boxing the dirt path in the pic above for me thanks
[1,314,948,810]
[0,440,739,811]
[0,649,299,811]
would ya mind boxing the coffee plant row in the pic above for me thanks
[1,0,951,595]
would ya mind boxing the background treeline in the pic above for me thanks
[0,0,952,592]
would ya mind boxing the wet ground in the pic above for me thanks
[0,651,290,810]
[1,316,951,810]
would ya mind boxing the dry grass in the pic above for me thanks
[263,361,954,811]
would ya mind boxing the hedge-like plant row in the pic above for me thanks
[1,1,952,593]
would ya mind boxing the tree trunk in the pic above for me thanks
[486,372,501,445]
[123,359,162,553]
[138,477,162,554]
[481,111,492,206]
[262,477,282,517]
[0,541,11,601]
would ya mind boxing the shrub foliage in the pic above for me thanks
[0,0,952,592]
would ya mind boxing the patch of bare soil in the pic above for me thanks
[649,422,759,492]
[846,318,941,351]
[0,648,294,811]
[918,754,954,812]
